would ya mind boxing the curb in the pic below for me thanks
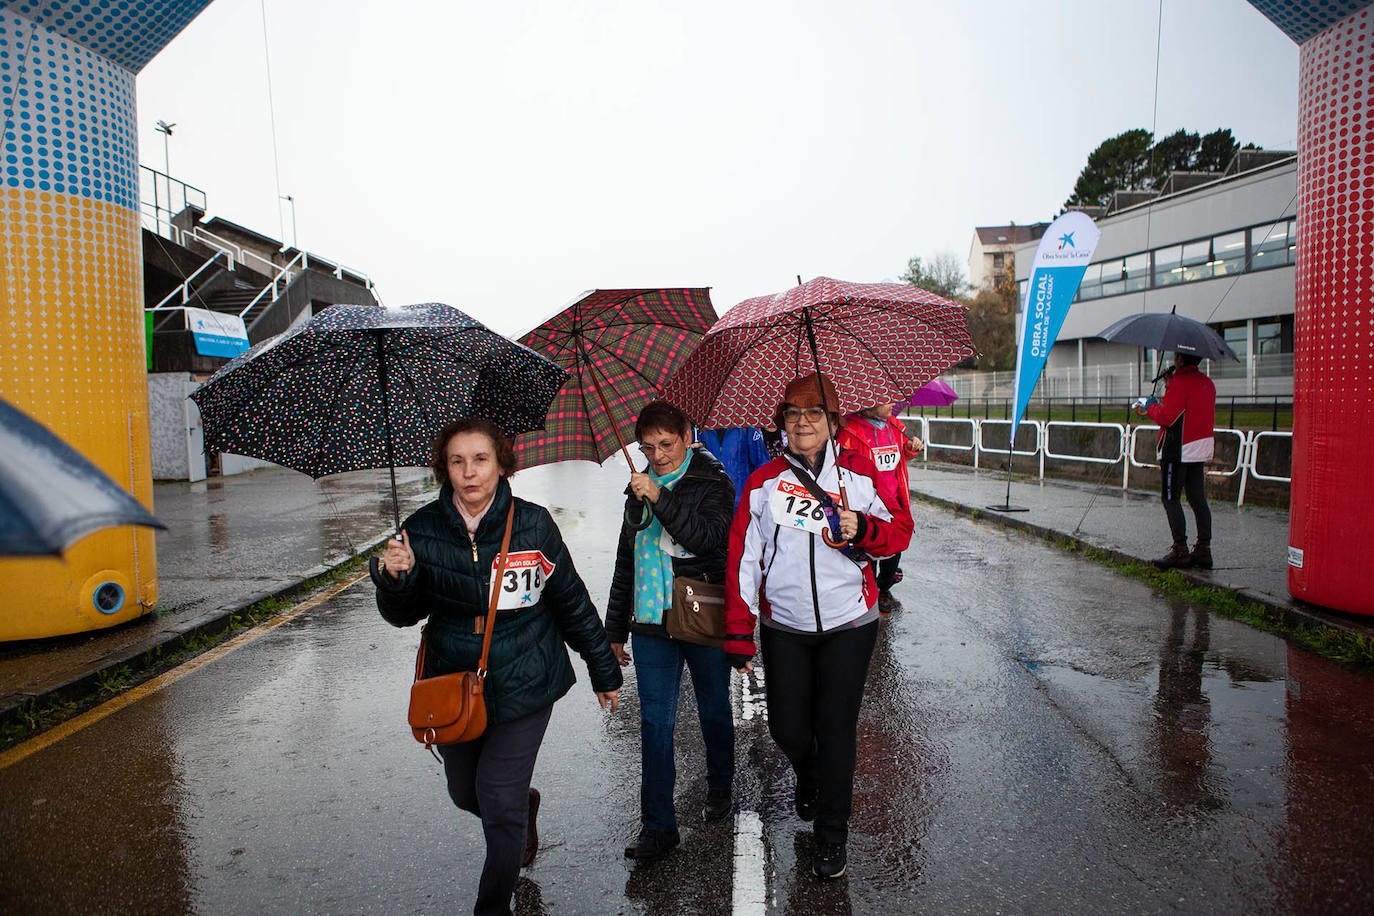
[0,528,395,732]
[910,489,1374,642]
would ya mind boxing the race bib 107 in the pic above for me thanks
[769,478,838,536]
[490,550,556,610]
[871,444,901,472]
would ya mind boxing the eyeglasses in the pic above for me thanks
[781,406,828,425]
[638,440,682,455]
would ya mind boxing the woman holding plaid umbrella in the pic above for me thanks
[605,400,737,863]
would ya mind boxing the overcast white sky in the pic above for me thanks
[135,0,1299,335]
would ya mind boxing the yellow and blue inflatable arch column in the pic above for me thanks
[0,1,215,640]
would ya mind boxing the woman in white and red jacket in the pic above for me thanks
[723,373,913,880]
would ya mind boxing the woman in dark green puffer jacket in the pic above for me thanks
[373,417,621,916]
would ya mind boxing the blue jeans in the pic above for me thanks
[631,632,735,831]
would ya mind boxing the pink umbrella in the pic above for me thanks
[900,377,959,408]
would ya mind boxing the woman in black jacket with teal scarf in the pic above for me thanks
[374,417,621,916]
[606,401,736,863]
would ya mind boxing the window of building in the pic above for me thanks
[992,252,1005,270]
[1154,245,1183,286]
[1179,240,1212,282]
[1250,219,1295,271]
[1076,263,1102,300]
[1124,252,1150,292]
[1212,231,1246,277]
[1099,258,1126,297]
[1222,323,1248,358]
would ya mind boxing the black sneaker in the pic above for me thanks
[794,779,819,822]
[624,828,680,862]
[703,788,731,822]
[813,841,847,879]
[877,591,900,617]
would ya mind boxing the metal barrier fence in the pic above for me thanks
[902,413,1290,507]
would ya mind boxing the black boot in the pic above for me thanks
[624,828,680,862]
[1153,543,1193,569]
[1191,543,1213,569]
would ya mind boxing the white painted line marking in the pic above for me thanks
[732,809,767,915]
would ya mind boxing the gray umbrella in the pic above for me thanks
[1095,307,1240,361]
[0,398,165,556]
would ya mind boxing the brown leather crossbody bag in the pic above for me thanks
[665,576,727,648]
[408,501,515,753]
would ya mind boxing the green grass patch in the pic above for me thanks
[1072,543,1374,668]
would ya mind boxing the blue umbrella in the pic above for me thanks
[0,398,165,556]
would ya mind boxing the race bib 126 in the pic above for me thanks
[872,444,902,473]
[490,550,556,610]
[769,478,837,536]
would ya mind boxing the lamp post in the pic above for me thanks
[280,194,297,249]
[154,120,175,176]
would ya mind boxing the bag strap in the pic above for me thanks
[476,500,517,681]
[788,457,838,511]
[413,499,517,683]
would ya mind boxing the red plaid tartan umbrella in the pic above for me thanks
[661,276,977,429]
[514,288,717,470]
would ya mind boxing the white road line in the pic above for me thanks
[732,666,769,914]
[732,809,768,915]
[739,665,766,721]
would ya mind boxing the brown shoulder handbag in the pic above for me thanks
[408,501,515,753]
[665,576,727,648]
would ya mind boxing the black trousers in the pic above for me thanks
[1160,461,1212,546]
[875,553,902,592]
[439,705,552,916]
[760,620,879,845]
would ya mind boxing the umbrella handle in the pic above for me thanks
[625,495,654,531]
[821,484,852,549]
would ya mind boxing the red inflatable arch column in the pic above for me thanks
[1290,5,1374,614]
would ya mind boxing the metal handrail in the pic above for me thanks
[1238,429,1292,505]
[923,417,980,468]
[239,250,307,319]
[899,416,930,461]
[187,225,279,278]
[1247,430,1293,483]
[148,251,231,311]
[1042,421,1126,465]
[975,418,1043,477]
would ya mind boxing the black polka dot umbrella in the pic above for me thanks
[189,303,569,529]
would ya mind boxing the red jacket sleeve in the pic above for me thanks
[843,451,914,556]
[1146,375,1188,429]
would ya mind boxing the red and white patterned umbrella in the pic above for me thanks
[661,276,977,429]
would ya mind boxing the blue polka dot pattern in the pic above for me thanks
[3,1,214,73]
[1246,0,1371,44]
[1,9,140,209]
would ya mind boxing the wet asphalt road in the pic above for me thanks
[2,460,1373,915]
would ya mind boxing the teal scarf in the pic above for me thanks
[632,450,693,625]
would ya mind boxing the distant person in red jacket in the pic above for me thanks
[838,402,921,613]
[1134,353,1216,569]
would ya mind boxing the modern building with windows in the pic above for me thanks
[968,222,1049,290]
[1013,151,1296,397]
